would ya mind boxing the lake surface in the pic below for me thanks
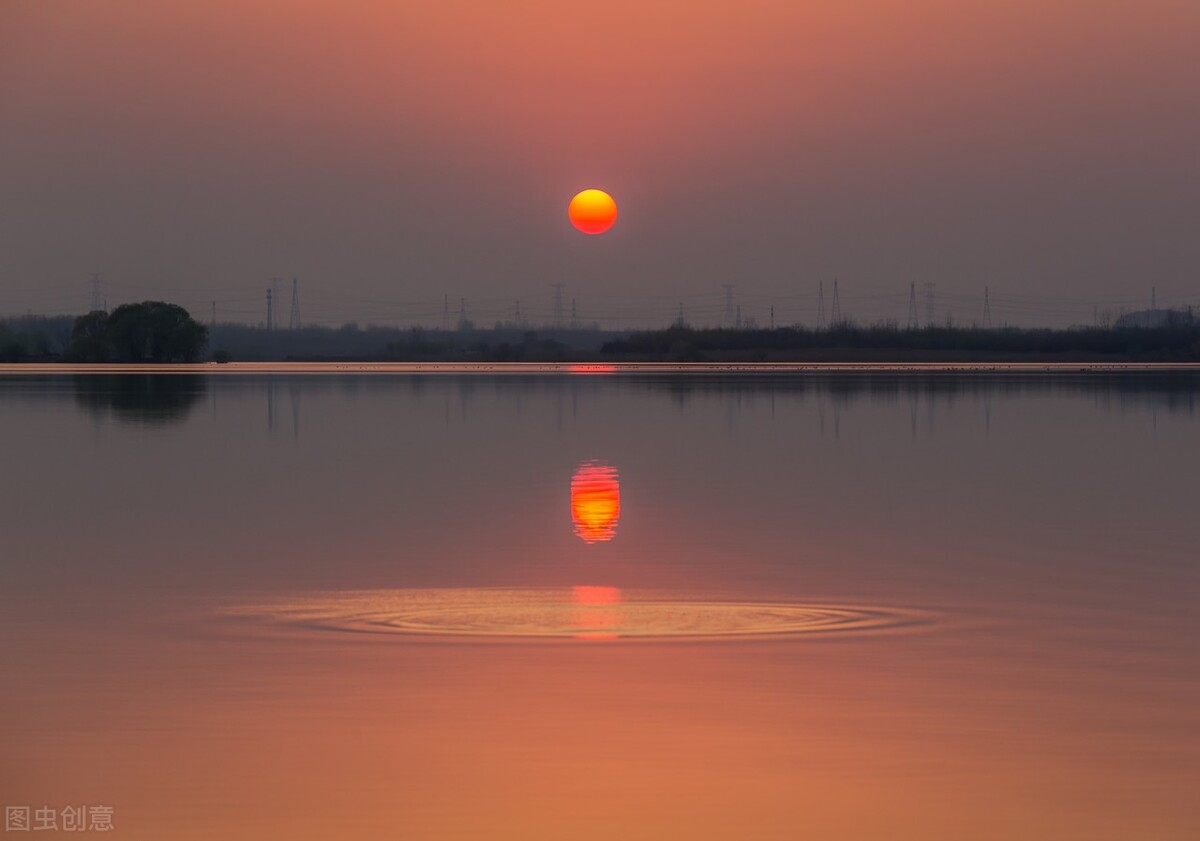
[1,368,1197,839]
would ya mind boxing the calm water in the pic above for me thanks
[1,369,1198,839]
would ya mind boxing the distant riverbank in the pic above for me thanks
[5,312,1200,365]
[5,362,1200,376]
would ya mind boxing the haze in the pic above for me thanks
[1,0,1197,327]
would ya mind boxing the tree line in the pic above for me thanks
[601,322,1200,362]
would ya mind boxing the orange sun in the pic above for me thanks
[568,189,618,235]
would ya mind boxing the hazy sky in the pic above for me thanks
[1,0,1197,327]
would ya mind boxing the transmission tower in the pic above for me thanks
[831,279,842,324]
[924,282,936,326]
[289,278,299,329]
[570,298,578,329]
[89,273,105,312]
[552,283,565,327]
[983,286,992,328]
[907,282,919,329]
[770,304,775,330]
[458,297,467,329]
[723,284,735,327]
[818,281,826,329]
[266,287,274,330]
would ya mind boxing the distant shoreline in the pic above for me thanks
[4,361,1200,375]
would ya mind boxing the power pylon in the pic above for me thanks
[983,286,992,328]
[924,282,936,326]
[907,282,919,329]
[818,281,826,329]
[89,273,105,312]
[552,283,565,327]
[289,278,299,329]
[831,279,842,324]
[723,284,735,327]
[266,287,274,330]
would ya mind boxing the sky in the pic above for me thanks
[1,0,1198,328]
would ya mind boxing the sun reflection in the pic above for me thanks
[571,585,622,640]
[570,461,621,543]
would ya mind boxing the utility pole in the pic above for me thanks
[458,297,467,330]
[570,298,578,329]
[266,287,274,330]
[514,299,521,326]
[723,284,735,328]
[770,304,775,330]
[818,281,826,329]
[831,279,842,325]
[924,282,936,327]
[983,286,992,328]
[289,278,299,329]
[907,282,918,329]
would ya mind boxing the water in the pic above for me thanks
[1,368,1197,839]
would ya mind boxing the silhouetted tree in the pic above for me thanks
[0,324,23,361]
[66,302,207,363]
[67,310,112,362]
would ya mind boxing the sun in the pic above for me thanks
[568,189,618,235]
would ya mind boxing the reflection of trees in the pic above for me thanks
[622,373,1200,417]
[73,375,207,425]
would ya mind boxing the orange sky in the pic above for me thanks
[1,0,1198,323]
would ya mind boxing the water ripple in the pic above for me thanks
[224,589,932,642]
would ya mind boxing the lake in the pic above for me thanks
[1,366,1197,839]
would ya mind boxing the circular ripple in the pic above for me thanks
[226,589,929,642]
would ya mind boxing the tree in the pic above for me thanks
[66,310,112,362]
[66,302,208,363]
